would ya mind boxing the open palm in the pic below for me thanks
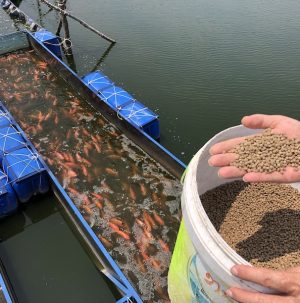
[208,114,300,182]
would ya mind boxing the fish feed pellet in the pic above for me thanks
[201,181,300,270]
[231,129,300,173]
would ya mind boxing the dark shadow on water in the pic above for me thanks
[201,180,248,231]
[0,192,57,242]
[236,209,300,262]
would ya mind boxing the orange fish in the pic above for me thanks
[135,255,147,273]
[129,186,136,201]
[158,239,170,253]
[105,167,118,177]
[93,141,101,153]
[91,192,104,200]
[81,165,88,177]
[64,162,80,169]
[151,259,161,270]
[110,218,123,226]
[82,205,92,214]
[82,195,91,205]
[136,218,145,227]
[55,152,65,160]
[82,129,90,137]
[94,201,103,209]
[54,113,59,124]
[153,211,164,226]
[143,211,156,229]
[44,110,52,121]
[67,169,77,178]
[98,235,112,249]
[109,222,130,240]
[140,183,147,197]
[68,187,79,195]
[37,61,48,70]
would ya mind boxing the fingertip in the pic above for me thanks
[209,146,217,155]
[242,114,259,127]
[225,289,233,298]
[243,173,259,182]
[242,175,250,182]
[231,265,239,276]
[241,115,249,125]
[218,166,245,179]
[217,168,228,179]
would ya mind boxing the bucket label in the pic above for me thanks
[188,254,211,302]
[168,221,234,303]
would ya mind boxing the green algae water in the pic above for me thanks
[0,193,121,303]
[10,0,300,163]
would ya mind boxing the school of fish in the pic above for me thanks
[0,51,182,303]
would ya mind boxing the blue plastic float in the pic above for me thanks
[100,85,135,110]
[0,169,18,217]
[2,147,49,203]
[0,105,12,128]
[82,71,113,93]
[34,30,62,58]
[82,70,161,140]
[119,101,160,140]
[0,125,27,162]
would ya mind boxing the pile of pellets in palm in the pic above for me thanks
[230,129,300,173]
[201,180,300,270]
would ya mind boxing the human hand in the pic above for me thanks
[208,114,300,182]
[226,264,300,303]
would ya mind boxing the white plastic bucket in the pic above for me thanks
[168,125,300,303]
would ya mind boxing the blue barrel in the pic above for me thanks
[118,101,160,140]
[34,30,62,58]
[82,71,113,93]
[0,169,18,218]
[100,85,135,110]
[2,147,49,203]
[0,125,27,163]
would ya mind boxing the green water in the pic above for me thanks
[0,194,120,303]
[6,0,300,163]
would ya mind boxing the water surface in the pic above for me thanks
[10,0,300,162]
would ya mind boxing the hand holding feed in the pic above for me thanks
[226,264,300,303]
[208,114,300,182]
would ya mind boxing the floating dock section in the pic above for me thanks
[82,71,160,140]
[0,106,49,216]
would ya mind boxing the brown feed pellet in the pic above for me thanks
[200,181,300,270]
[231,129,300,173]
